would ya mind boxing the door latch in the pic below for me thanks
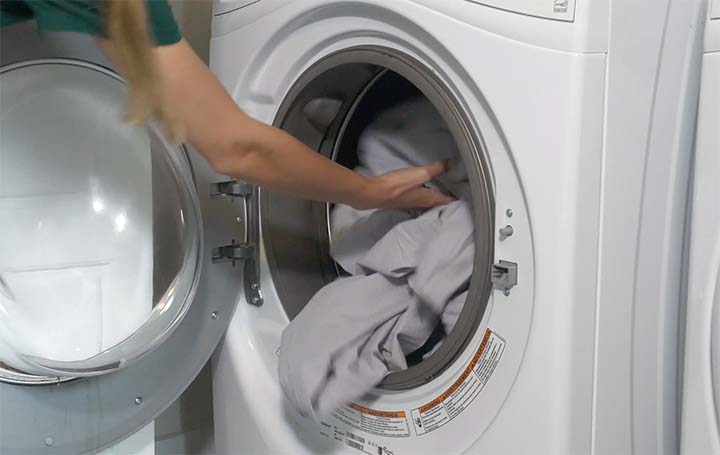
[492,260,518,294]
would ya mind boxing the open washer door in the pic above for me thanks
[0,57,245,454]
[680,7,720,454]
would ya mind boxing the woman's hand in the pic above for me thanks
[356,161,455,210]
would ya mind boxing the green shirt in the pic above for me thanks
[0,0,182,46]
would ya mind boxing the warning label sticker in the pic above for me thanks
[411,329,506,436]
[332,403,411,438]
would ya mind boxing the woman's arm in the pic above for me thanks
[99,39,453,210]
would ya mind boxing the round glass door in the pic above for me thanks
[0,60,202,382]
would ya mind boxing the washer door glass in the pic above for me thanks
[0,60,202,378]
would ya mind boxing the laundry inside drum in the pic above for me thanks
[264,52,494,394]
[328,84,473,368]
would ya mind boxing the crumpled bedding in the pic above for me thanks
[278,98,474,419]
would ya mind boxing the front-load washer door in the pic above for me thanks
[0,60,201,378]
[0,58,243,453]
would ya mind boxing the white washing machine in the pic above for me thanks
[210,0,705,454]
[680,2,720,454]
[0,22,244,454]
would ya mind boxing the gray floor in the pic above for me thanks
[155,361,215,455]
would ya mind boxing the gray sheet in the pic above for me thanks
[278,98,475,419]
[279,201,474,418]
[330,202,415,276]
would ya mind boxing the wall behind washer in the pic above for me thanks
[169,0,213,64]
[156,2,216,454]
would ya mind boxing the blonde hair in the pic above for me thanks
[104,0,185,142]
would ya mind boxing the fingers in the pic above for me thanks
[425,160,451,179]
[371,161,455,209]
[399,187,455,209]
[423,188,455,207]
[387,160,450,193]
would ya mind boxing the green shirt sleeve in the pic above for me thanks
[0,0,182,46]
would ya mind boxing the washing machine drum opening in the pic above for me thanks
[263,49,495,390]
[0,60,202,383]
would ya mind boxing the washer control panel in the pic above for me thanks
[465,0,576,22]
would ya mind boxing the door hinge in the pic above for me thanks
[211,241,264,307]
[492,260,518,294]
[210,180,253,198]
[212,242,253,263]
[243,256,263,307]
[210,179,263,307]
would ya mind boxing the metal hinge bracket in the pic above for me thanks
[210,179,263,307]
[212,242,253,264]
[210,180,253,198]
